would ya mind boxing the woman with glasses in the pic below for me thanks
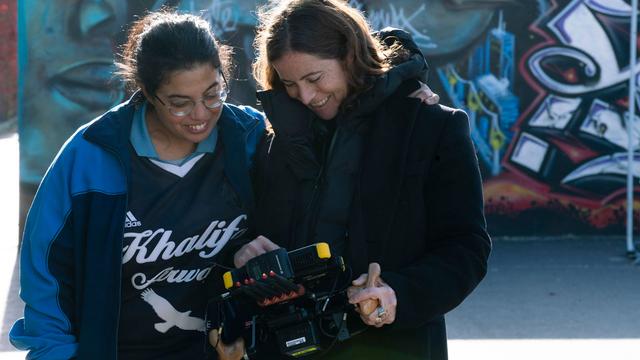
[10,11,265,360]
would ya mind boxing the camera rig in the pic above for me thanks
[214,243,357,358]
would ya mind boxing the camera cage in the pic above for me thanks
[212,243,357,358]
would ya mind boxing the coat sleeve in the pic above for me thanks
[9,141,81,359]
[382,108,491,330]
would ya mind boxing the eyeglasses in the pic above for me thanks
[154,87,228,117]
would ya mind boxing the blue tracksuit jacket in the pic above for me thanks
[9,93,265,359]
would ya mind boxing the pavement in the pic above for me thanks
[0,133,639,359]
[445,237,640,360]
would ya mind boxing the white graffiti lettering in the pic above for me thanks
[349,1,435,49]
[205,0,238,35]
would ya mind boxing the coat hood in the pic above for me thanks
[342,27,430,120]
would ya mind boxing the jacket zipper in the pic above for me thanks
[304,128,340,244]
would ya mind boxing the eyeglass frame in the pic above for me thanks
[153,72,229,117]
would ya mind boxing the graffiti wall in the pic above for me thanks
[479,0,640,235]
[0,0,16,133]
[17,0,640,235]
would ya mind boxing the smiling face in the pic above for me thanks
[272,51,349,120]
[145,63,225,159]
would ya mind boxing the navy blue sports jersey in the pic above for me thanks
[118,142,247,359]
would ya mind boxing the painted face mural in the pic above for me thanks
[18,0,262,185]
[18,0,640,234]
[349,0,515,60]
[0,0,16,130]
[20,0,127,183]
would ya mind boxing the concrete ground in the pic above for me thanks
[0,133,639,359]
[445,237,640,359]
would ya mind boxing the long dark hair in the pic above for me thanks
[253,0,406,103]
[116,10,232,97]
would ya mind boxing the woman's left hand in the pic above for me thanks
[410,82,440,105]
[209,329,246,360]
[347,269,398,328]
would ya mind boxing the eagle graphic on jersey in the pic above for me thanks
[140,288,205,333]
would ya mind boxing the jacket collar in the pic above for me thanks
[337,53,427,128]
[82,91,255,208]
[83,91,141,175]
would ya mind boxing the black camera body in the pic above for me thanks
[216,243,355,358]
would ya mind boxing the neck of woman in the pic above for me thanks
[145,108,197,161]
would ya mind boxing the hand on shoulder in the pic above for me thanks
[409,82,440,105]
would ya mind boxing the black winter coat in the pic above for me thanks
[252,85,491,359]
[252,28,491,360]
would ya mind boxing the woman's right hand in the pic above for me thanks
[233,235,280,268]
[410,82,440,105]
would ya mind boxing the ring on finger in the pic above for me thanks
[376,306,387,318]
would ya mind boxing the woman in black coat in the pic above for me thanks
[231,0,491,358]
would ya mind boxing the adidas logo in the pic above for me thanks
[124,211,142,228]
